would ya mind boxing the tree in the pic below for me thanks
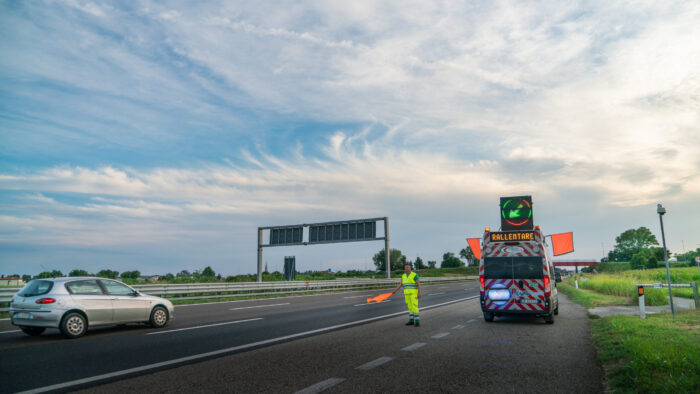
[427,260,437,269]
[441,252,464,268]
[22,274,32,283]
[609,227,659,261]
[414,256,426,270]
[97,269,119,279]
[69,269,89,277]
[36,271,52,279]
[373,249,407,271]
[176,270,191,278]
[459,247,476,266]
[629,252,647,270]
[164,273,175,281]
[202,266,216,278]
[120,270,140,279]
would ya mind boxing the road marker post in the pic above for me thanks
[638,286,645,319]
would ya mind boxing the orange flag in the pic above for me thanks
[367,292,392,303]
[551,232,574,256]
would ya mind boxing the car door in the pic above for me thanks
[65,280,113,325]
[100,280,150,323]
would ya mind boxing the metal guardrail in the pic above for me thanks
[636,282,699,318]
[0,277,474,312]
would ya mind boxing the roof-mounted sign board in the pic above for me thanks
[500,196,533,231]
[489,231,536,242]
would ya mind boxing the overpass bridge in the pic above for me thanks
[553,259,598,273]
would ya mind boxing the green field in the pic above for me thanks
[592,310,700,393]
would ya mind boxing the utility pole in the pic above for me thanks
[657,204,674,319]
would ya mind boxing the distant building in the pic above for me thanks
[0,276,25,287]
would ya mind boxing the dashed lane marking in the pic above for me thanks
[146,318,263,335]
[431,332,450,339]
[294,378,346,394]
[401,342,426,352]
[356,357,393,371]
[428,292,445,296]
[343,295,373,299]
[467,319,477,323]
[354,300,391,307]
[452,325,465,329]
[0,330,21,334]
[229,303,289,311]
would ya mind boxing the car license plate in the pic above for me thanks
[14,312,32,319]
[519,299,538,304]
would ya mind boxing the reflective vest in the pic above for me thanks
[402,272,418,292]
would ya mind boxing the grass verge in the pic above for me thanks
[557,281,633,308]
[592,310,700,393]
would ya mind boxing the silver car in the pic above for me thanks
[10,277,174,338]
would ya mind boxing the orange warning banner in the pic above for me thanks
[551,232,574,256]
[466,238,482,260]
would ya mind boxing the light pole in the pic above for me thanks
[657,204,674,318]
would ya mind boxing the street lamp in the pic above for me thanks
[657,204,674,318]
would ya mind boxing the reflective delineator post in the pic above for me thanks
[638,285,645,319]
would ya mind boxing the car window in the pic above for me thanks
[66,280,104,295]
[18,280,54,297]
[101,280,135,296]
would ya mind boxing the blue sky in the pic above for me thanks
[1,0,699,276]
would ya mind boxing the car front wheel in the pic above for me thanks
[61,313,87,338]
[149,306,169,328]
[20,326,46,336]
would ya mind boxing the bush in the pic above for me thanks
[630,253,647,270]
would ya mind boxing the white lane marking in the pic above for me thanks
[439,286,449,289]
[0,318,10,321]
[428,292,445,296]
[474,315,482,319]
[174,289,382,307]
[431,332,450,339]
[146,318,263,335]
[343,295,373,299]
[354,300,391,307]
[0,329,21,334]
[19,296,478,394]
[467,319,477,323]
[294,378,346,394]
[229,303,289,311]
[401,342,426,352]
[356,356,393,371]
[452,325,465,329]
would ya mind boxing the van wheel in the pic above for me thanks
[61,313,88,338]
[483,312,494,322]
[544,314,554,324]
[149,306,169,328]
[20,327,46,336]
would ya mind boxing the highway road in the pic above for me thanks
[1,281,603,393]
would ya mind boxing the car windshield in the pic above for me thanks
[17,280,54,297]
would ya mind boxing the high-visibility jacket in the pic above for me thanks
[402,272,419,293]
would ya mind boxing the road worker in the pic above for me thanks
[391,262,421,326]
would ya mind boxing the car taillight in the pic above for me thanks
[36,298,56,304]
[543,276,551,297]
[479,275,485,294]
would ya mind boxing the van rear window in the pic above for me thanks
[484,257,544,279]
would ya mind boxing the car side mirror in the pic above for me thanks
[132,291,140,297]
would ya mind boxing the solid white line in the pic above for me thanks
[18,296,478,394]
[401,342,426,352]
[431,332,450,339]
[452,325,465,329]
[229,303,289,311]
[146,318,263,335]
[356,356,393,371]
[353,300,391,307]
[294,378,346,394]
[428,292,445,296]
[0,329,21,334]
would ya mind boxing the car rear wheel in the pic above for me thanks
[61,312,87,338]
[483,312,494,322]
[20,326,46,336]
[149,306,169,328]
[544,313,554,324]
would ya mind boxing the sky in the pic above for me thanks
[1,0,699,277]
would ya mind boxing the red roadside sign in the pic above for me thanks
[695,256,700,263]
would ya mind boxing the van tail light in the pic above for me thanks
[36,298,56,304]
[543,276,551,297]
[479,275,485,295]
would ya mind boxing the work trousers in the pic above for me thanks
[404,290,419,322]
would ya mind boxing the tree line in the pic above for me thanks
[371,246,477,271]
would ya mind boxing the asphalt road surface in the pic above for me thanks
[0,282,603,393]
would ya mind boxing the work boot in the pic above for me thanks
[405,320,414,326]
[414,321,420,327]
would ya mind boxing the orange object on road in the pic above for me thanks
[367,292,392,303]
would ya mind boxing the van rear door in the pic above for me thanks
[483,256,545,311]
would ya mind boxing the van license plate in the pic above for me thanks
[519,299,538,304]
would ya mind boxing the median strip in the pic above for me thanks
[146,318,263,335]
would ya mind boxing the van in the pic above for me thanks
[478,227,559,324]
